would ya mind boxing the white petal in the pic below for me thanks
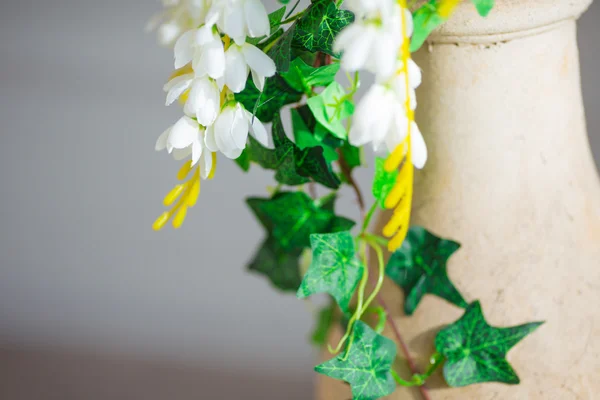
[201,150,213,179]
[191,139,203,166]
[242,44,276,79]
[184,78,220,126]
[340,28,372,72]
[223,6,246,44]
[158,22,183,47]
[407,59,422,89]
[164,75,194,106]
[334,25,360,56]
[224,46,249,93]
[223,147,243,159]
[201,34,226,79]
[231,104,249,149]
[244,0,270,38]
[411,122,427,169]
[168,116,200,149]
[172,147,192,160]
[371,35,396,80]
[214,108,237,153]
[251,69,265,91]
[204,125,219,152]
[404,9,414,38]
[155,127,171,151]
[174,30,195,69]
[196,24,214,45]
[246,110,268,146]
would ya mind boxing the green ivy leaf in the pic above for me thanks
[248,236,303,292]
[297,231,364,313]
[243,113,340,188]
[294,0,355,56]
[235,75,302,123]
[248,191,355,251]
[267,25,296,72]
[470,0,495,17]
[385,226,468,315]
[292,105,342,163]
[339,141,362,173]
[307,81,353,139]
[311,302,335,346]
[315,321,397,400]
[372,157,398,208]
[281,58,341,93]
[269,6,287,27]
[410,1,445,52]
[436,301,544,387]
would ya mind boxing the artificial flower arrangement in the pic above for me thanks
[148,0,543,398]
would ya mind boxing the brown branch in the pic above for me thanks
[378,294,432,400]
[337,149,366,217]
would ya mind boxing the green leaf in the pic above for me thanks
[372,157,398,208]
[248,236,303,292]
[410,1,446,52]
[297,231,364,313]
[281,58,341,93]
[315,321,397,400]
[294,0,355,56]
[234,149,251,172]
[248,191,355,251]
[436,301,544,387]
[311,302,335,346]
[470,0,495,17]
[267,25,296,72]
[307,81,353,139]
[385,226,468,315]
[235,75,302,122]
[292,105,341,163]
[339,141,361,170]
[269,6,287,27]
[245,113,341,188]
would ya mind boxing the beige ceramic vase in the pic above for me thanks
[317,0,600,399]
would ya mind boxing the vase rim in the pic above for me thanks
[422,0,592,45]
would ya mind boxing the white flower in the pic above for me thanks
[155,116,214,178]
[205,102,268,158]
[349,84,427,168]
[147,0,210,47]
[334,3,411,80]
[224,43,276,92]
[164,73,221,126]
[206,0,270,45]
[173,27,227,81]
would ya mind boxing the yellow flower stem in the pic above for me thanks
[438,0,462,18]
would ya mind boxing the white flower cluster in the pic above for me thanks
[334,0,427,169]
[151,0,276,179]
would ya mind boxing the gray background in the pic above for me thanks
[0,0,598,399]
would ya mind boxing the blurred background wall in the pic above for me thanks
[0,0,598,399]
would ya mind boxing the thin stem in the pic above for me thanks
[378,295,432,400]
[284,0,302,19]
[391,370,420,387]
[360,201,378,235]
[328,242,369,354]
[278,9,306,25]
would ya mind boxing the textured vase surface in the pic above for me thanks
[317,0,600,398]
